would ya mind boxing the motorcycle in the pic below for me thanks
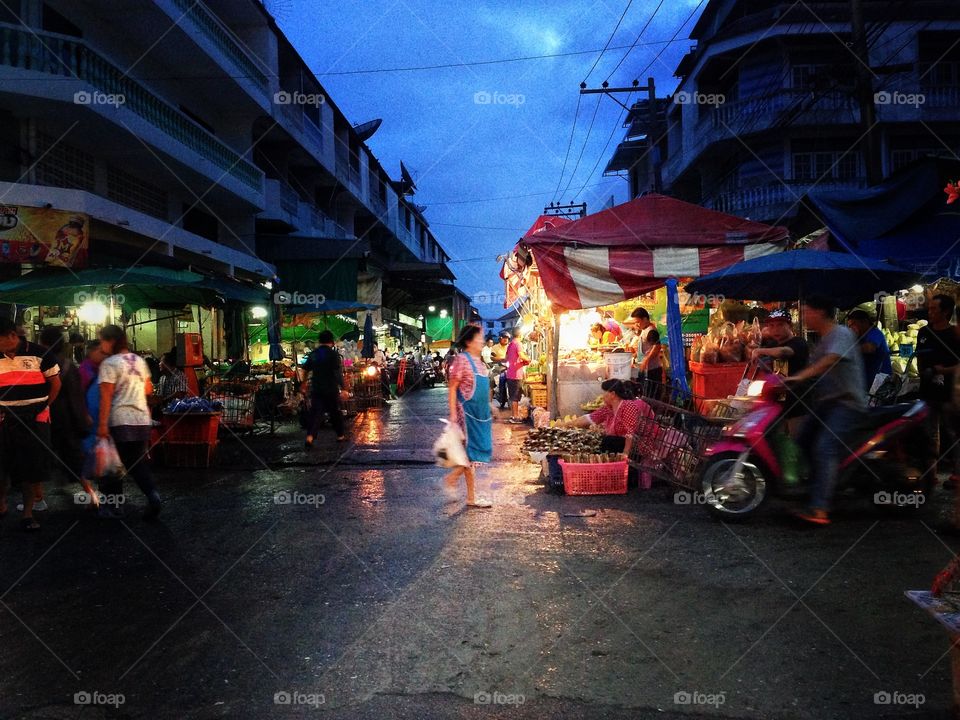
[699,372,932,521]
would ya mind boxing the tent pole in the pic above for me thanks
[550,312,560,419]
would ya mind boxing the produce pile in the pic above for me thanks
[581,395,604,412]
[883,320,925,376]
[691,319,762,364]
[522,427,602,455]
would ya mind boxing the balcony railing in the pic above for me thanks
[169,0,268,92]
[921,85,960,108]
[0,24,263,191]
[705,178,867,217]
[308,205,351,239]
[279,182,298,214]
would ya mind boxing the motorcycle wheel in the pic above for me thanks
[700,452,768,521]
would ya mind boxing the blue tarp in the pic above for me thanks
[808,158,960,280]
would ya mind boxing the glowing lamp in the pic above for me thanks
[250,306,268,319]
[78,301,108,324]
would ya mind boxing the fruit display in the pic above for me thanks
[581,395,604,412]
[522,427,603,456]
[560,453,623,464]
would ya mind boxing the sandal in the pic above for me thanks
[466,498,492,509]
[20,518,40,532]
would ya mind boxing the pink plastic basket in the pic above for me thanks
[559,459,629,495]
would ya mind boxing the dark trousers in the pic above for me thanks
[309,392,345,437]
[101,438,158,501]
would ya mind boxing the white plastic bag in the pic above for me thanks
[93,436,126,479]
[433,419,469,468]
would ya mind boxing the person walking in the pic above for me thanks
[97,325,162,520]
[445,324,493,508]
[302,330,348,448]
[504,328,529,424]
[38,325,93,506]
[0,319,61,530]
[916,294,960,484]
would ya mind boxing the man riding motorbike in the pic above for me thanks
[784,295,868,526]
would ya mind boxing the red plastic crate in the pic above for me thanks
[559,459,629,495]
[159,412,221,443]
[156,441,218,468]
[689,361,748,402]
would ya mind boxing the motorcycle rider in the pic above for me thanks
[785,295,867,526]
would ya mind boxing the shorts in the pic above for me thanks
[506,379,522,403]
[1,412,52,486]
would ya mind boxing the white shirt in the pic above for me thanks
[99,353,151,427]
[481,345,493,364]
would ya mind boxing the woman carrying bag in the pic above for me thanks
[97,325,162,520]
[444,324,493,508]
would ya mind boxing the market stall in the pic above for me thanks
[504,195,790,418]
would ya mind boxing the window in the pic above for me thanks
[107,166,168,219]
[34,134,95,192]
[791,64,828,89]
[891,148,942,172]
[791,140,861,181]
[182,205,218,241]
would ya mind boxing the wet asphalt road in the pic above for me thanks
[0,386,957,719]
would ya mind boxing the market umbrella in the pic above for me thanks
[684,250,920,307]
[361,312,374,358]
[0,266,214,312]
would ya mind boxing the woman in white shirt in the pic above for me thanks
[97,325,162,520]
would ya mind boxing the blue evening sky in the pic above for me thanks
[271,0,706,319]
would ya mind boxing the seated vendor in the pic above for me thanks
[589,323,615,347]
[563,379,652,459]
[156,351,190,403]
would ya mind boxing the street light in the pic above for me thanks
[428,305,436,312]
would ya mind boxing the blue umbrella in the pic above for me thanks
[664,279,691,394]
[685,249,919,307]
[361,312,375,358]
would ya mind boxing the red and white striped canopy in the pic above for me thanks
[520,194,788,310]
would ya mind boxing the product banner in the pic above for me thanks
[0,206,89,267]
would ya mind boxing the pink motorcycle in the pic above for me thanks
[699,373,932,521]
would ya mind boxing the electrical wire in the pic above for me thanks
[583,0,636,82]
[559,93,604,200]
[605,0,667,82]
[318,38,683,76]
[552,93,583,203]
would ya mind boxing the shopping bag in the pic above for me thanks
[85,436,126,480]
[433,419,469,468]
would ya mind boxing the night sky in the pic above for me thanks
[271,0,706,318]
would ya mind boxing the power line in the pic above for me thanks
[605,0,667,82]
[560,93,604,199]
[318,38,684,76]
[552,93,583,203]
[430,177,624,206]
[633,0,707,80]
[431,222,527,231]
[584,0,636,82]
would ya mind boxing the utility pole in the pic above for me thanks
[851,0,883,185]
[543,201,586,219]
[581,78,661,193]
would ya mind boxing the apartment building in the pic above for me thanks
[0,0,459,349]
[606,0,960,227]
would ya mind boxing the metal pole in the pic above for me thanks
[851,0,882,185]
[550,312,561,419]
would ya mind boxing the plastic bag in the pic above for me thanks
[90,437,126,480]
[433,419,469,468]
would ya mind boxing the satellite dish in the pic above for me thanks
[354,118,382,142]
[398,161,417,196]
